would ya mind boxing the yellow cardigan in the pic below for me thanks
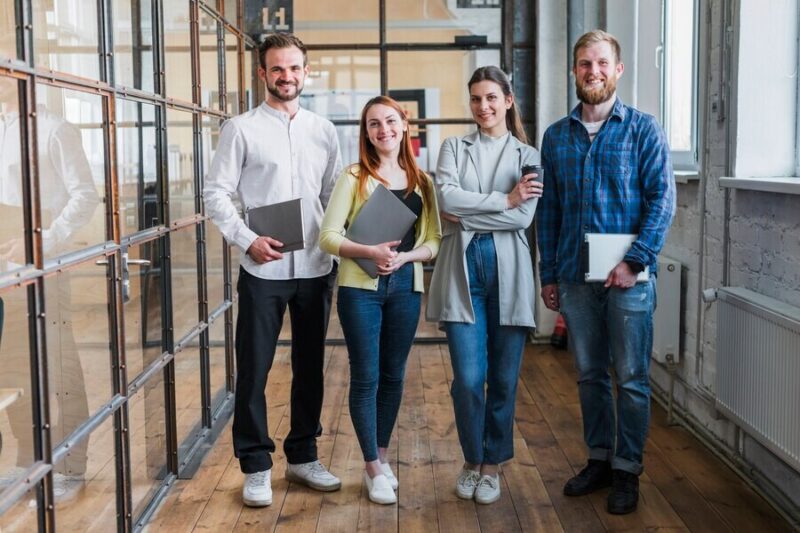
[319,166,442,292]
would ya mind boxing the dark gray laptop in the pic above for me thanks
[246,198,305,252]
[346,184,418,278]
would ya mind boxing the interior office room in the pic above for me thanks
[0,0,798,531]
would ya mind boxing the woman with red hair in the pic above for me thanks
[319,96,441,504]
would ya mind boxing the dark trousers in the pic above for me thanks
[232,266,335,474]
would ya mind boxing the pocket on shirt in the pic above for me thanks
[600,142,635,177]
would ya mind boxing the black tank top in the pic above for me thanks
[390,189,423,252]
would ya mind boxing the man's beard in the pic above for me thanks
[575,74,616,105]
[267,80,303,102]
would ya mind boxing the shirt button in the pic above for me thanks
[583,201,589,206]
[584,178,590,184]
[583,224,589,230]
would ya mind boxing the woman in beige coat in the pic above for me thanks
[427,66,542,505]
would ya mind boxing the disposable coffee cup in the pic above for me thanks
[521,164,542,182]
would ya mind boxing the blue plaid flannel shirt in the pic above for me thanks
[537,98,676,286]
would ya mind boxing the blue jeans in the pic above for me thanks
[558,279,656,475]
[337,263,420,462]
[444,234,527,465]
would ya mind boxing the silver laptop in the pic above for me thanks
[584,233,650,282]
[346,185,418,278]
[246,198,305,252]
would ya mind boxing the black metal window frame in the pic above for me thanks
[0,0,253,531]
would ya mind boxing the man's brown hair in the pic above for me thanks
[258,33,307,70]
[572,30,622,67]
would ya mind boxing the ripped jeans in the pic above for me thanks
[558,279,656,475]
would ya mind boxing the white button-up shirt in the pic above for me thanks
[1,108,100,259]
[204,102,342,280]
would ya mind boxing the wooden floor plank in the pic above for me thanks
[503,437,564,532]
[396,346,439,533]
[274,344,349,533]
[143,342,792,533]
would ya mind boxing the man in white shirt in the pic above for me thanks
[204,33,342,507]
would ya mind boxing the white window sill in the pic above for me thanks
[719,177,800,195]
[674,170,700,184]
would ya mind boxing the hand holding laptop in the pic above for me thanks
[246,198,305,263]
[604,261,640,289]
[247,236,284,264]
[345,185,418,278]
[371,240,402,276]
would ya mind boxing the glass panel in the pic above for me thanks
[201,113,222,185]
[244,43,256,110]
[163,1,193,103]
[224,31,241,115]
[35,84,106,263]
[0,5,17,60]
[116,99,159,235]
[300,50,380,120]
[666,0,695,152]
[199,12,220,111]
[170,225,199,340]
[0,77,28,275]
[124,239,164,380]
[295,0,378,44]
[223,0,237,25]
[0,286,34,491]
[208,316,227,413]
[420,123,477,175]
[206,221,225,313]
[45,260,113,449]
[52,416,116,530]
[166,108,196,223]
[129,369,166,521]
[387,0,501,44]
[175,344,202,467]
[113,0,155,92]
[387,49,501,120]
[0,482,38,531]
[32,0,100,80]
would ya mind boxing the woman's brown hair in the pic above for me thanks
[468,66,528,144]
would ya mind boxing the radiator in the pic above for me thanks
[652,256,681,364]
[715,287,800,473]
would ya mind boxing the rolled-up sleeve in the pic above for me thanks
[418,180,442,259]
[318,170,355,256]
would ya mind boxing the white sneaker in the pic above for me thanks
[380,462,398,491]
[53,473,84,503]
[242,469,272,507]
[455,468,481,500]
[363,471,396,505]
[474,474,501,504]
[286,460,341,492]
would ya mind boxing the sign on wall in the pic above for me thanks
[245,0,294,39]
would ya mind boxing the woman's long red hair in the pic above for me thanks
[355,96,431,206]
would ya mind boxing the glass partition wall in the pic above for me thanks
[0,0,532,530]
[0,0,250,531]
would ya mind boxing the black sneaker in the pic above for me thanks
[563,459,612,496]
[607,470,639,514]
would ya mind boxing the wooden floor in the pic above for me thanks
[146,342,792,532]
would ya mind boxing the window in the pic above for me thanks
[608,0,700,171]
[661,0,699,170]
